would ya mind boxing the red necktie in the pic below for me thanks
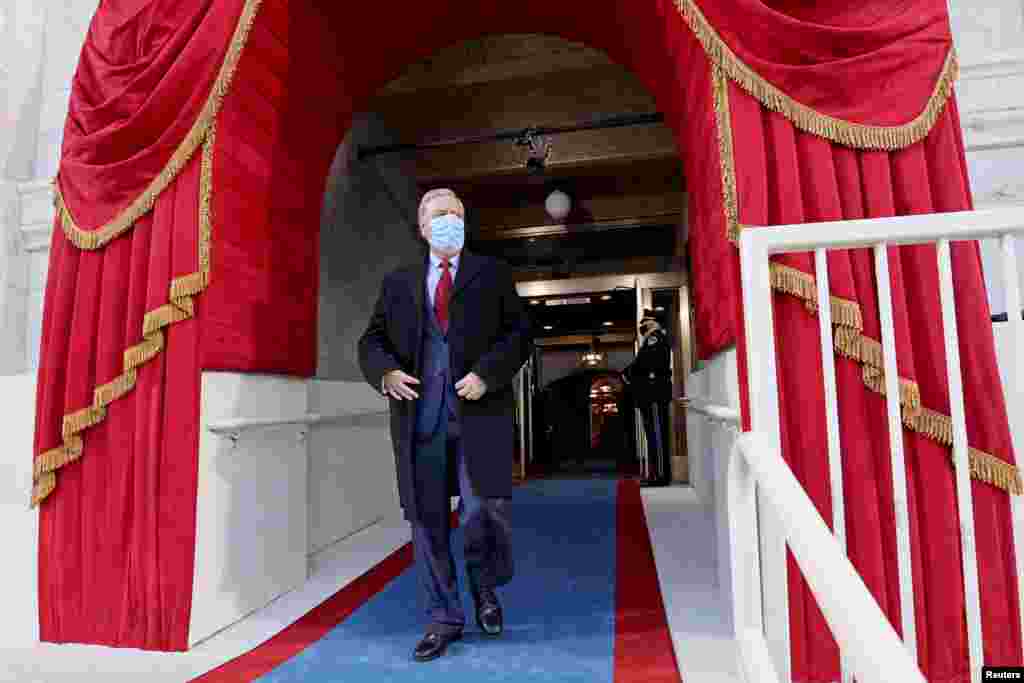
[434,259,452,333]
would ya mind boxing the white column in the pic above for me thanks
[0,1,46,376]
[949,0,1024,313]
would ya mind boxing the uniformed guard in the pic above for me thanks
[623,309,673,486]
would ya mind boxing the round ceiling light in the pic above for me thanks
[545,190,571,221]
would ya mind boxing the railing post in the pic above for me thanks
[1000,234,1024,661]
[814,248,852,683]
[937,239,984,682]
[729,436,780,683]
[739,232,791,682]
[873,243,919,662]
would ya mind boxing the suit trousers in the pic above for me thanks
[639,399,672,484]
[412,416,514,635]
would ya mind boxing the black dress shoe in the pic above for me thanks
[473,586,503,636]
[413,630,462,662]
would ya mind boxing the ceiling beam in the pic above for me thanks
[408,124,678,183]
[475,217,681,241]
[515,272,686,297]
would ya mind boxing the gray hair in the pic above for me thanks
[417,188,464,227]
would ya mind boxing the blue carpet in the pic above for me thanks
[256,478,619,682]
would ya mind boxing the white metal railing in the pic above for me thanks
[737,208,1024,683]
[680,395,741,426]
[729,432,927,683]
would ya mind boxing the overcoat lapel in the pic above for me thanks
[451,250,484,301]
[409,255,429,370]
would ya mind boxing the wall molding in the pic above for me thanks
[956,49,1024,152]
[974,186,1024,207]
[961,109,1024,152]
[17,179,53,253]
[958,50,1024,81]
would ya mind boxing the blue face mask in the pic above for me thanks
[428,214,465,253]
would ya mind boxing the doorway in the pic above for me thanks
[513,273,693,481]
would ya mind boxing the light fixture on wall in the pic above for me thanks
[579,337,605,368]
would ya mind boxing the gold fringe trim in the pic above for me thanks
[861,366,923,419]
[830,296,863,332]
[769,262,818,313]
[54,0,261,251]
[767,264,1022,495]
[767,262,864,329]
[712,65,741,244]
[675,0,960,151]
[31,125,219,507]
[907,407,953,445]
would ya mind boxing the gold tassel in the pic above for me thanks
[834,325,862,361]
[858,336,884,371]
[674,0,959,150]
[769,262,818,306]
[31,473,56,507]
[830,296,863,331]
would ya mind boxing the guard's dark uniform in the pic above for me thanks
[623,320,673,486]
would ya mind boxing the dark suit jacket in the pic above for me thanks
[623,329,672,404]
[358,249,533,523]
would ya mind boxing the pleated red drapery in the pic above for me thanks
[727,90,1022,680]
[32,0,1021,677]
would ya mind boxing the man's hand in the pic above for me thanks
[455,372,487,401]
[382,370,420,400]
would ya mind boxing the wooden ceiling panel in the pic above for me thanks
[370,64,658,145]
[379,34,615,94]
[419,156,683,206]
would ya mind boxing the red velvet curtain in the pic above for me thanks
[727,83,1022,680]
[34,0,244,650]
[34,0,1021,674]
[35,148,203,650]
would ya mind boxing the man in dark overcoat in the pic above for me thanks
[358,188,533,661]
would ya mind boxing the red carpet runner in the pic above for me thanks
[614,479,683,681]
